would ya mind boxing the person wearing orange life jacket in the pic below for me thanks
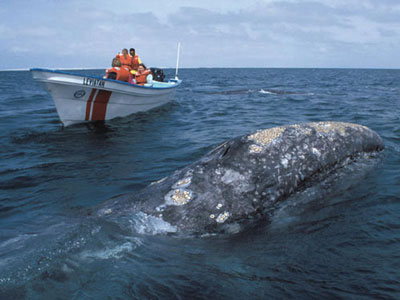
[134,64,153,85]
[104,58,130,82]
[115,48,132,70]
[129,48,142,73]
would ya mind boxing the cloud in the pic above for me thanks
[0,24,13,39]
[0,0,400,69]
[166,1,400,67]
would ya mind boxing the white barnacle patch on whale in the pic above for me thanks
[309,121,368,136]
[99,208,113,215]
[164,188,193,206]
[281,158,289,168]
[155,205,165,212]
[312,147,321,157]
[298,126,314,135]
[246,122,371,155]
[172,177,192,189]
[248,126,285,153]
[216,211,230,223]
[249,144,263,153]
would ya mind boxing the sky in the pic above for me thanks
[1,0,400,69]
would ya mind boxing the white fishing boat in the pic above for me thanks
[30,68,182,126]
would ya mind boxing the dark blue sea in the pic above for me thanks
[0,68,399,299]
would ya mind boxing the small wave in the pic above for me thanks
[259,89,314,95]
[0,233,38,251]
[0,175,39,190]
[259,89,274,94]
[79,240,140,260]
[203,88,312,95]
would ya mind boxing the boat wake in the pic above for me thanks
[259,88,314,95]
[201,88,313,96]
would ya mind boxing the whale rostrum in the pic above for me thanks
[96,122,384,234]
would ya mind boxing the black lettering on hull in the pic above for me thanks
[83,77,105,88]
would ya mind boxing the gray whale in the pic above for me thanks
[96,122,384,234]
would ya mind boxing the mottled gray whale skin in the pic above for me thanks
[96,122,384,234]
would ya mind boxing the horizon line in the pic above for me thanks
[1,66,399,72]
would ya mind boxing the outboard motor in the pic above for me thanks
[107,72,117,80]
[150,68,165,82]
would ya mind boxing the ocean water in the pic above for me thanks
[0,68,399,299]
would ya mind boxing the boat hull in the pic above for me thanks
[31,68,181,126]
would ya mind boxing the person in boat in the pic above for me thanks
[129,48,142,74]
[131,63,153,85]
[115,48,132,70]
[105,58,130,82]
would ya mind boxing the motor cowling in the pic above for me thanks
[150,68,165,82]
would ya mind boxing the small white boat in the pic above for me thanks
[31,68,182,126]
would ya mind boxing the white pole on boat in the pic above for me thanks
[175,42,181,80]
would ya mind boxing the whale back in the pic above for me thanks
[97,122,384,234]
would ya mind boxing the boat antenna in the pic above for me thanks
[175,42,181,80]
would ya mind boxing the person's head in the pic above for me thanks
[129,48,135,56]
[122,48,128,55]
[137,63,146,72]
[112,58,121,67]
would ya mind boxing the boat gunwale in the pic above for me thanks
[30,68,182,90]
[33,78,175,97]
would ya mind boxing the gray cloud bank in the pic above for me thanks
[1,0,399,69]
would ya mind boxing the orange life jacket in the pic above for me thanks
[106,66,130,82]
[116,54,132,70]
[135,69,152,85]
[131,55,140,70]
